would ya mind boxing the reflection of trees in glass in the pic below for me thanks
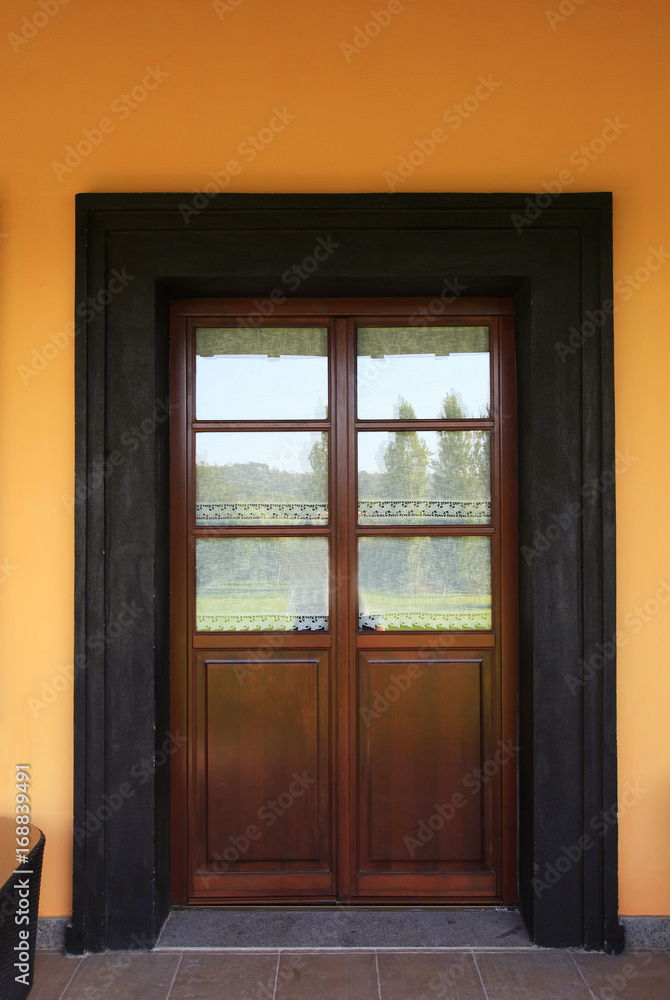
[363,393,491,599]
[432,392,489,504]
[196,538,328,621]
[432,391,490,598]
[383,399,432,590]
[359,394,489,512]
[196,433,328,510]
[358,537,491,630]
[307,431,328,493]
[383,398,432,500]
[195,452,235,504]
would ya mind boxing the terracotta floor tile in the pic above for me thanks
[378,951,486,999]
[169,951,279,999]
[475,950,593,999]
[30,951,82,999]
[61,951,181,1000]
[274,951,379,1000]
[573,949,670,1000]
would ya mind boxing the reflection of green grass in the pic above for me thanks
[360,591,491,631]
[197,589,490,628]
[360,591,490,610]
[198,589,291,615]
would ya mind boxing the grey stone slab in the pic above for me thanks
[621,916,670,950]
[157,908,532,950]
[36,917,68,949]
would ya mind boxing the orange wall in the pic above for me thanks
[0,0,668,918]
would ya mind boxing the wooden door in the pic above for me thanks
[171,298,517,905]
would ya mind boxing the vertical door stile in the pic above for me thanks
[499,312,519,905]
[185,318,197,892]
[347,315,360,899]
[489,316,503,893]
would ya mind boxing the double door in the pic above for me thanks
[170,297,517,904]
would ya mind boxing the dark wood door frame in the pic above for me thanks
[68,192,622,954]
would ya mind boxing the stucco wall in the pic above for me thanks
[0,0,668,918]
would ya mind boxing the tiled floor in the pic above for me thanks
[31,947,670,999]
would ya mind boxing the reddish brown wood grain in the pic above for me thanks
[362,654,486,864]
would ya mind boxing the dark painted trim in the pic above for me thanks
[67,192,622,954]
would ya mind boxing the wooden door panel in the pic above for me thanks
[204,657,319,861]
[357,649,500,897]
[191,648,333,899]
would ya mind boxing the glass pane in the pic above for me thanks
[196,432,328,525]
[358,536,491,631]
[196,327,328,420]
[196,537,329,631]
[358,430,490,524]
[357,326,490,419]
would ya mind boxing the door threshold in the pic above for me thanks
[158,906,530,950]
[172,903,518,911]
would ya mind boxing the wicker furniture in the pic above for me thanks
[0,819,45,999]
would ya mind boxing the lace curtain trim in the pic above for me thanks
[196,501,328,523]
[358,499,491,522]
[196,499,491,523]
[196,613,329,632]
[358,611,491,630]
[196,611,491,632]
